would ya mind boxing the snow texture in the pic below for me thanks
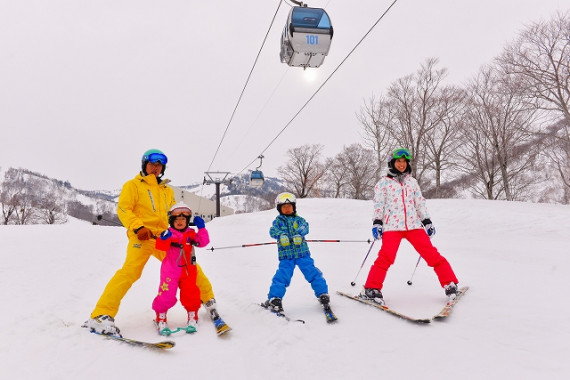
[0,198,568,379]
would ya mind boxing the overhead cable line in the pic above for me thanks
[206,0,285,173]
[238,0,400,173]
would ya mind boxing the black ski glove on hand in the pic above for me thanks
[422,219,436,237]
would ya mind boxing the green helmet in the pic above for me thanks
[141,149,167,177]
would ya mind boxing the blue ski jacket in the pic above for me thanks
[269,214,310,260]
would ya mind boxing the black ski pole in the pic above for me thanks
[350,239,377,286]
[406,255,422,285]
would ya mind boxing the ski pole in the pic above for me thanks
[208,239,371,252]
[350,239,377,286]
[406,255,422,285]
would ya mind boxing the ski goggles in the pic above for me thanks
[170,207,192,217]
[392,148,411,160]
[147,152,168,165]
[277,192,296,205]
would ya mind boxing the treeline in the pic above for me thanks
[0,168,117,225]
[277,11,570,204]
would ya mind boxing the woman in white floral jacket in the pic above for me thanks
[360,148,459,305]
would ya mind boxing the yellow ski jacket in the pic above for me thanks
[117,172,176,237]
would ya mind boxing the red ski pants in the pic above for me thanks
[364,229,458,290]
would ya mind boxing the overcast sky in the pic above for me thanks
[0,0,565,191]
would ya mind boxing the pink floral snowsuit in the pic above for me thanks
[152,227,210,314]
[365,174,458,290]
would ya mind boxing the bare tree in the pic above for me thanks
[357,94,396,180]
[459,66,539,200]
[336,144,377,200]
[320,157,348,198]
[277,144,327,198]
[423,85,468,197]
[0,177,21,224]
[498,11,570,195]
[36,197,67,224]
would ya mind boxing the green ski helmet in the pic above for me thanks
[141,149,168,178]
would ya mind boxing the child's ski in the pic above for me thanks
[259,303,306,324]
[213,317,232,336]
[90,331,175,350]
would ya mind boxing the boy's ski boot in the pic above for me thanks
[319,293,338,323]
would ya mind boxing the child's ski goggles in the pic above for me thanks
[392,148,411,160]
[170,207,192,217]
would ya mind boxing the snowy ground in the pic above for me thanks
[0,198,569,379]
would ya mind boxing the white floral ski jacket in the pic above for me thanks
[372,174,430,232]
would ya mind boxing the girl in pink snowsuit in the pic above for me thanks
[152,203,210,332]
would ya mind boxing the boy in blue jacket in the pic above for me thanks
[263,192,334,318]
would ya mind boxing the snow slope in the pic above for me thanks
[0,198,568,379]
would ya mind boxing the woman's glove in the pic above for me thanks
[372,219,383,240]
[422,219,436,237]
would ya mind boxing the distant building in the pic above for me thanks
[171,186,234,222]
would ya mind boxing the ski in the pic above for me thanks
[90,331,175,350]
[259,303,306,324]
[433,286,469,320]
[336,291,431,324]
[322,305,338,323]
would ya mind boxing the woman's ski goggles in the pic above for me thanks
[147,152,168,165]
[392,148,411,160]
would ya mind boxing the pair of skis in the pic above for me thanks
[259,302,338,324]
[91,317,231,350]
[336,286,469,324]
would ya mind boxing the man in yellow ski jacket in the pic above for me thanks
[82,149,221,336]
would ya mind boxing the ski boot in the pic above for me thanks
[82,315,121,337]
[359,288,385,306]
[205,298,231,335]
[444,282,458,301]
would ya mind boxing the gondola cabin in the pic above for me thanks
[280,6,333,68]
[250,170,265,188]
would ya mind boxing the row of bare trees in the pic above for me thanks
[0,168,118,225]
[279,11,569,203]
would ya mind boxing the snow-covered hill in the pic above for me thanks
[0,198,569,379]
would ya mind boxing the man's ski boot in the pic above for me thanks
[359,288,385,306]
[82,314,121,337]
